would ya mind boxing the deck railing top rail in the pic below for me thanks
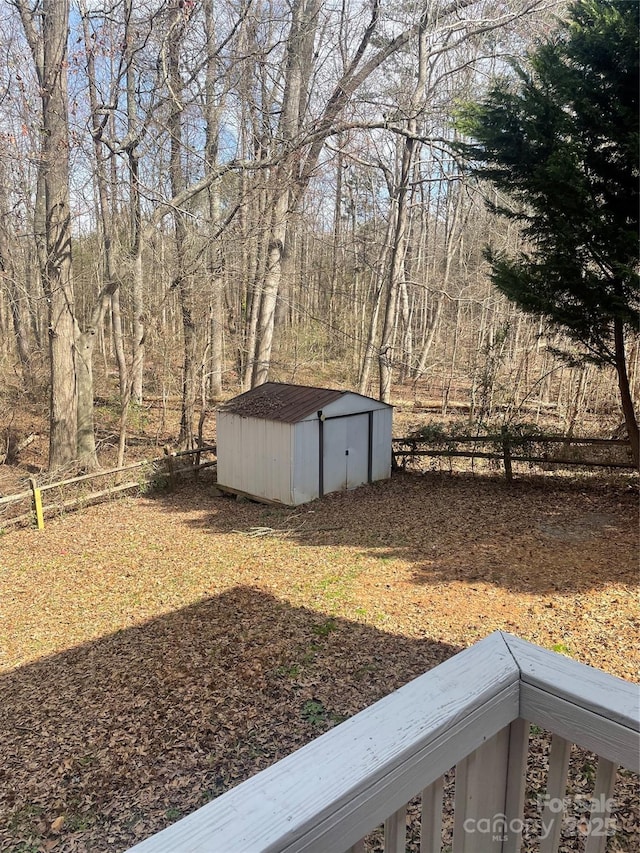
[127,632,640,853]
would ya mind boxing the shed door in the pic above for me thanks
[323,413,369,494]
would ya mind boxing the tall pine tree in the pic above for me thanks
[460,0,639,466]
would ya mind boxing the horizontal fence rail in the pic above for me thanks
[392,433,636,480]
[126,632,639,853]
[0,444,217,531]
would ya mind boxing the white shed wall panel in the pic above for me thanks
[217,414,294,504]
[215,413,237,490]
[371,408,393,481]
[292,420,320,505]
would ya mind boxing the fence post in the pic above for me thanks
[501,428,513,482]
[29,477,45,530]
[164,445,176,490]
[194,443,202,482]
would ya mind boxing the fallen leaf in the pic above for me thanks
[50,815,65,833]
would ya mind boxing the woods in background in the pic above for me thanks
[0,0,637,470]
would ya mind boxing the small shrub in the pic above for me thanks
[301,699,328,726]
[312,618,338,638]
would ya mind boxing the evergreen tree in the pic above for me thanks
[460,0,639,466]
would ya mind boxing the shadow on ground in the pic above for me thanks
[160,470,638,594]
[0,586,459,853]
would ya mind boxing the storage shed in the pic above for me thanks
[216,382,393,505]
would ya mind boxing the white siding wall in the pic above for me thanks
[217,414,294,503]
[371,408,393,481]
[215,412,238,489]
[292,420,321,504]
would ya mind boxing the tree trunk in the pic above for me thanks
[41,0,78,470]
[111,290,128,398]
[75,0,129,469]
[614,316,639,469]
[250,0,320,385]
[125,0,145,404]
[130,234,145,403]
[412,296,442,386]
[379,137,414,403]
[253,191,289,386]
[166,10,197,449]
[76,327,98,465]
[16,0,78,468]
[358,216,394,396]
[0,173,32,388]
[205,0,224,399]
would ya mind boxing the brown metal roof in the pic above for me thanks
[217,382,348,423]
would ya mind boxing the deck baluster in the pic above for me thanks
[419,776,444,853]
[384,804,407,853]
[502,718,530,853]
[584,757,617,853]
[539,734,572,853]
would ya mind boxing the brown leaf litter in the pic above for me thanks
[0,470,638,852]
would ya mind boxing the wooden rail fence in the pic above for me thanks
[2,434,634,530]
[392,433,635,481]
[0,445,217,531]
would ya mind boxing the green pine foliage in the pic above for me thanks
[458,0,639,366]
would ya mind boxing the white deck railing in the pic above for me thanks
[127,632,639,853]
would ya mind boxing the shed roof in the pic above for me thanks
[217,382,364,423]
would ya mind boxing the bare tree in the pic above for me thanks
[16,0,78,469]
[0,163,32,388]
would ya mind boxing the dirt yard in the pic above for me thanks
[0,470,638,852]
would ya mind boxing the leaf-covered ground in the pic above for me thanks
[0,471,638,852]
